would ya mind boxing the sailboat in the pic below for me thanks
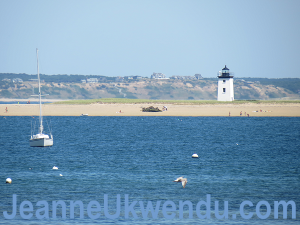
[29,49,53,147]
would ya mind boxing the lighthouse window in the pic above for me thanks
[223,80,226,83]
[223,88,226,93]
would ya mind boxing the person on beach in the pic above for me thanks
[240,111,242,116]
[5,107,8,113]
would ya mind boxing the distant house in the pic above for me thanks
[115,76,124,82]
[151,72,166,79]
[123,76,143,80]
[124,76,133,80]
[2,78,11,82]
[170,75,198,80]
[12,78,23,83]
[86,78,98,83]
[194,74,203,79]
[81,79,87,83]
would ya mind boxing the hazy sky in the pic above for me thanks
[0,0,299,78]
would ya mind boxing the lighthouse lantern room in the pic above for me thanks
[217,65,234,101]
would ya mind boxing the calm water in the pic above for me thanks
[0,116,300,224]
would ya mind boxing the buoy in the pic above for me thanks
[6,178,12,184]
[52,166,58,170]
[59,174,63,176]
[192,153,199,158]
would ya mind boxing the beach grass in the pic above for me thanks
[52,98,300,105]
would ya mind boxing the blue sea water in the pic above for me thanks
[0,116,300,224]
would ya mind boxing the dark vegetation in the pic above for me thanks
[142,106,162,112]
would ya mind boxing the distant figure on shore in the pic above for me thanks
[27,100,30,104]
[5,107,8,113]
[229,111,231,116]
[240,111,242,116]
[247,114,250,117]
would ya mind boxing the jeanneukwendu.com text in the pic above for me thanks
[2,194,296,220]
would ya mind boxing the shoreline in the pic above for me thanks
[1,103,300,117]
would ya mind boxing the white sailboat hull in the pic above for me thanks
[30,137,53,147]
[29,49,53,147]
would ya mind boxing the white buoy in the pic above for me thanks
[52,166,58,170]
[6,178,12,184]
[59,174,63,176]
[192,153,199,158]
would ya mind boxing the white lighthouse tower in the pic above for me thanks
[217,65,234,101]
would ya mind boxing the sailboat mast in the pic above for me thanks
[37,48,43,134]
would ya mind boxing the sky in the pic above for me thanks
[0,0,299,78]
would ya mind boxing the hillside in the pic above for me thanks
[0,73,299,100]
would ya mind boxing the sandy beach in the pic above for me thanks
[1,103,299,117]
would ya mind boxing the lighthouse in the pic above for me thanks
[217,65,234,101]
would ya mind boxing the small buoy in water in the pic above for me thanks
[52,166,58,170]
[59,174,63,176]
[6,178,12,184]
[192,153,199,158]
[236,143,238,145]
